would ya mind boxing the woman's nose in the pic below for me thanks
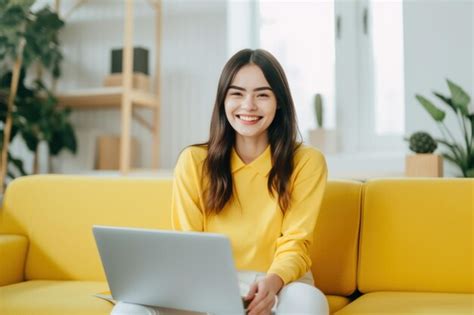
[241,95,257,110]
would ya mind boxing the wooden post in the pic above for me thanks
[0,39,26,193]
[54,0,60,13]
[120,0,134,174]
[152,0,161,169]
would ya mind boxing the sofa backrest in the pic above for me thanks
[0,175,362,297]
[311,180,362,296]
[358,178,474,294]
[1,175,173,282]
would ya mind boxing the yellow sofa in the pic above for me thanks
[0,175,472,314]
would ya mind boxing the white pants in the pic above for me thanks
[111,271,329,315]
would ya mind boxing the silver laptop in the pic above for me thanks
[93,225,245,315]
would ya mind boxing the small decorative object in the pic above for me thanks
[111,46,149,74]
[405,131,443,177]
[408,131,438,153]
[308,93,338,154]
[414,79,474,177]
[106,47,151,91]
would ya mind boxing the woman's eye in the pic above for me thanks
[257,94,269,98]
[230,92,242,96]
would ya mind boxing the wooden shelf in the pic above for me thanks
[56,0,162,174]
[57,87,159,109]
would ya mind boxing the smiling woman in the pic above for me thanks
[111,49,329,315]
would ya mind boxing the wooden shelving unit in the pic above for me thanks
[56,0,161,174]
[58,88,159,109]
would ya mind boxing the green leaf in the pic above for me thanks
[415,95,446,122]
[8,152,27,176]
[35,8,64,31]
[469,114,474,139]
[447,79,470,116]
[466,169,474,178]
[1,0,34,12]
[10,0,35,8]
[20,126,39,151]
[442,152,461,165]
[442,152,466,176]
[0,5,27,24]
[433,92,457,113]
[435,138,458,152]
[0,0,8,10]
[436,138,468,168]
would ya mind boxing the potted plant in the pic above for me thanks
[0,0,77,192]
[414,79,474,177]
[405,131,443,177]
[308,93,338,154]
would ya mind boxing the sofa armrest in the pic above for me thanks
[0,234,28,286]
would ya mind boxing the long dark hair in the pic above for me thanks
[201,49,300,214]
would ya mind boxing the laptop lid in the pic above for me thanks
[93,225,245,315]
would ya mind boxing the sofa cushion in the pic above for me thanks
[0,234,28,285]
[0,280,112,315]
[334,291,474,314]
[0,175,173,281]
[311,180,362,296]
[0,280,348,315]
[358,179,474,293]
[327,295,351,314]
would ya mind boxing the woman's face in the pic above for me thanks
[224,64,277,145]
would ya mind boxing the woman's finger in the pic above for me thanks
[249,293,275,315]
[246,282,258,300]
[247,284,269,312]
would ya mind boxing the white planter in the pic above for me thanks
[308,129,339,154]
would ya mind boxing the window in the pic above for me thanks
[358,0,405,151]
[229,0,406,153]
[257,0,336,138]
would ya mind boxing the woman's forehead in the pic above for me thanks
[230,64,270,88]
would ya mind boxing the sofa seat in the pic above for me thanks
[0,280,349,315]
[327,295,351,313]
[335,291,474,314]
[0,280,112,315]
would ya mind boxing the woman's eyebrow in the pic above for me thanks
[228,85,273,92]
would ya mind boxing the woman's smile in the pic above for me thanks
[236,114,263,125]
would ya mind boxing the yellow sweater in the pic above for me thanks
[171,144,327,284]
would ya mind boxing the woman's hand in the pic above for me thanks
[245,273,284,315]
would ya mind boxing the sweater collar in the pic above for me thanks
[231,145,272,176]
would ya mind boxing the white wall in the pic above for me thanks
[159,0,227,168]
[403,0,473,176]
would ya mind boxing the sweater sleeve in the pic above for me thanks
[171,147,205,232]
[267,150,328,284]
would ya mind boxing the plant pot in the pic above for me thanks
[405,154,443,177]
[308,129,338,154]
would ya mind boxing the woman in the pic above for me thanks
[112,49,328,315]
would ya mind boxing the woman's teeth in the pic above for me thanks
[238,115,260,121]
